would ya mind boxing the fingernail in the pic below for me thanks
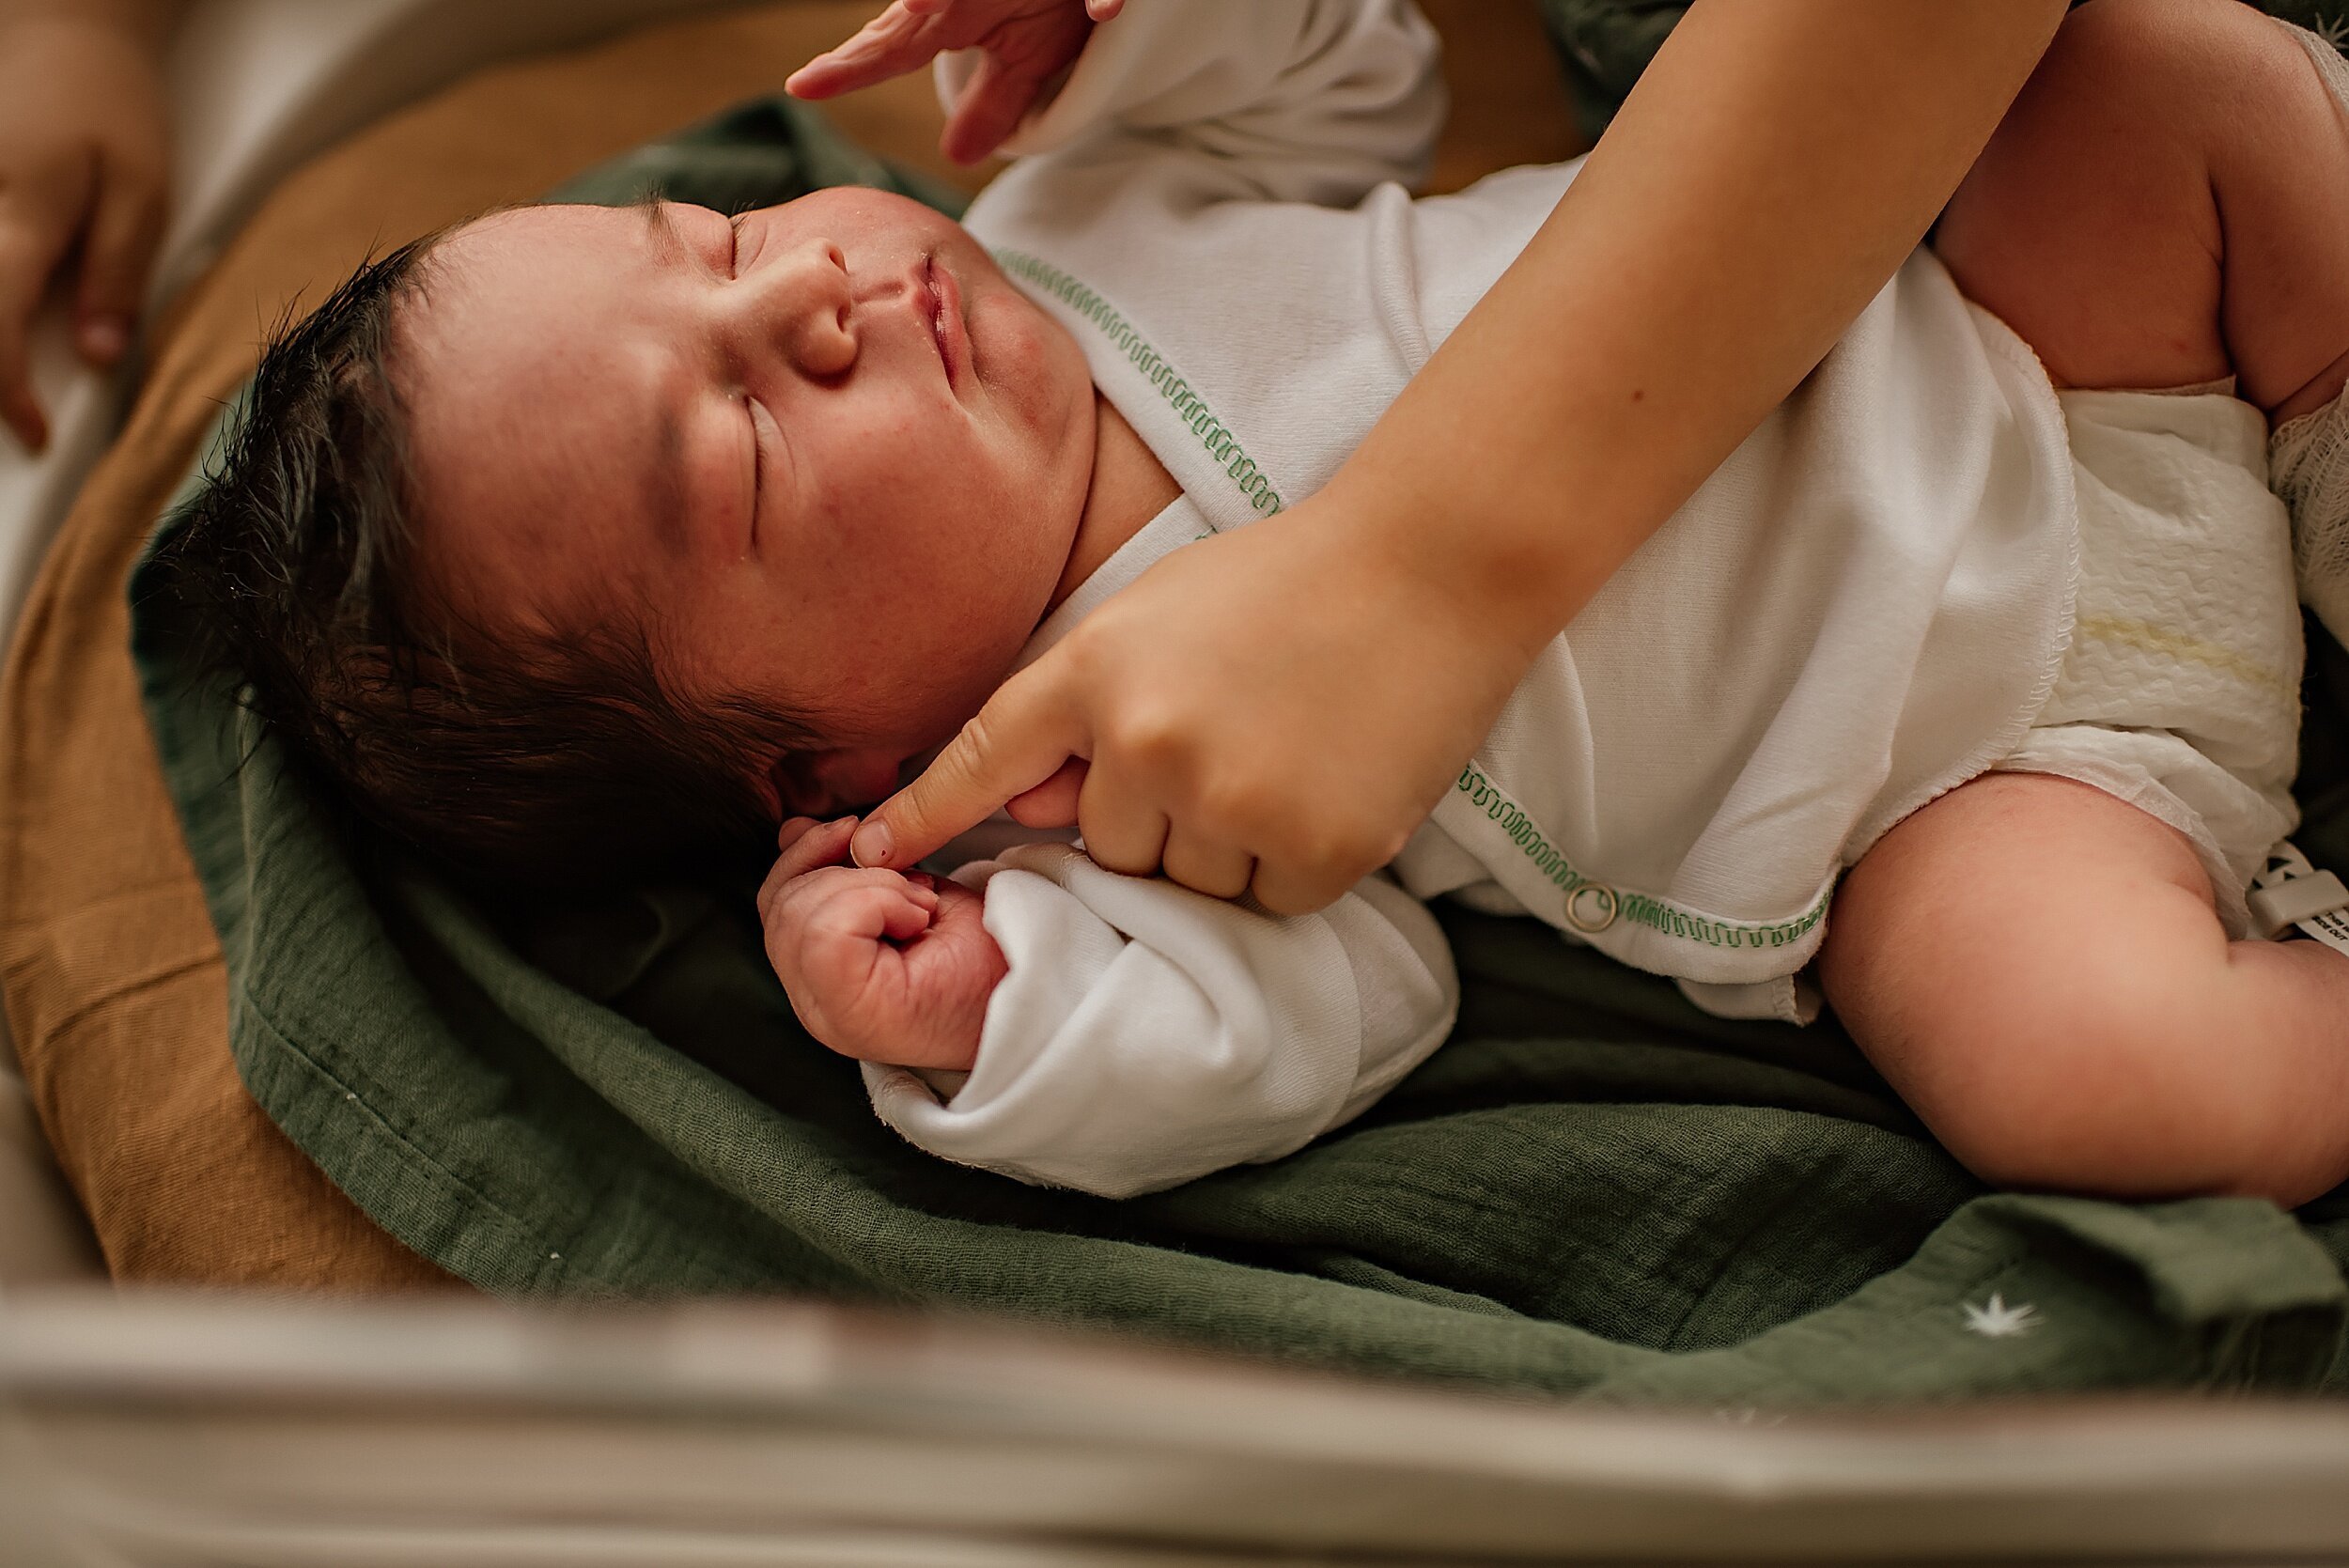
[850,821,892,868]
[79,317,128,365]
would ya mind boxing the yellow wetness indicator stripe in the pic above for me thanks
[2073,613,2296,705]
[1451,760,1833,951]
[993,249,1284,518]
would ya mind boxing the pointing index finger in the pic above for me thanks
[850,672,1087,870]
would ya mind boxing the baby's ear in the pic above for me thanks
[771,747,907,816]
[770,753,832,818]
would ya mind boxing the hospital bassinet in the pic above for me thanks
[4,2,2349,1560]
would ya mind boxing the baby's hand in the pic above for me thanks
[757,815,1006,1072]
[786,0,1123,165]
[0,12,171,450]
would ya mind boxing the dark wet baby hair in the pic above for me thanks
[152,234,815,888]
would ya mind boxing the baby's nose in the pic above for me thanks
[764,241,854,376]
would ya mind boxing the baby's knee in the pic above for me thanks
[1916,956,2294,1202]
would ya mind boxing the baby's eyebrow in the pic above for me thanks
[635,192,681,257]
[635,194,723,282]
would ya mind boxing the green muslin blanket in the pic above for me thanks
[132,92,2349,1405]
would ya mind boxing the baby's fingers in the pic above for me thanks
[774,815,859,881]
[793,875,937,989]
[760,816,850,924]
[775,864,937,941]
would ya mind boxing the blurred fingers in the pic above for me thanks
[786,2,941,99]
[73,148,163,366]
[936,7,1094,163]
[938,50,1044,163]
[0,198,76,449]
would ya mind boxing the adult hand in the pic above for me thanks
[848,494,1544,916]
[0,14,170,451]
[786,0,1124,165]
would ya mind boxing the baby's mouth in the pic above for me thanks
[924,253,967,390]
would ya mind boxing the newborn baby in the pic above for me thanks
[167,0,2349,1201]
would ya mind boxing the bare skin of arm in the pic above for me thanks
[0,0,184,448]
[1352,0,2072,639]
[853,0,2075,913]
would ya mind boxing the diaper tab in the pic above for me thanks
[2248,841,2349,952]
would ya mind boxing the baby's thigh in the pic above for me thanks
[1818,770,2249,1194]
[1935,0,2349,405]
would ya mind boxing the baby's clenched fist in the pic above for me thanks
[757,815,1005,1071]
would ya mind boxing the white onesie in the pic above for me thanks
[863,0,2294,1198]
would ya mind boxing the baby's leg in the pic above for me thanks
[1853,3,2349,1204]
[1818,774,2349,1206]
[1934,0,2349,421]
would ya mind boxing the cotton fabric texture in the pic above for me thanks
[105,46,2349,1396]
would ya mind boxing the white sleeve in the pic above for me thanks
[937,0,1446,206]
[862,841,1458,1198]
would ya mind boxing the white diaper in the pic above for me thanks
[1995,387,2303,937]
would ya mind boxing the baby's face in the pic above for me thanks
[397,189,1096,805]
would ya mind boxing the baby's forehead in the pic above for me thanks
[416,204,627,300]
[392,209,672,634]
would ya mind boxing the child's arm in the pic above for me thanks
[759,818,1458,1199]
[0,0,180,449]
[837,2,2076,916]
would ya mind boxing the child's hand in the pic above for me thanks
[757,815,1007,1072]
[786,0,1124,165]
[0,13,171,450]
[849,502,1530,917]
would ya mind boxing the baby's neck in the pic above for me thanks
[1046,392,1181,613]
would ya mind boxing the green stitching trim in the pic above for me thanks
[1454,760,1833,951]
[994,248,1283,518]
